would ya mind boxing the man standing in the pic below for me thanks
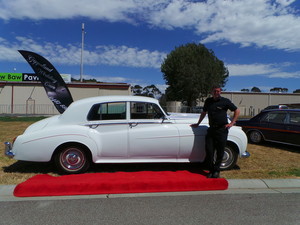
[191,86,240,178]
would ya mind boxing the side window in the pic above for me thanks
[130,102,164,119]
[289,112,300,125]
[87,102,126,121]
[262,112,287,124]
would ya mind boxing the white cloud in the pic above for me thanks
[149,0,300,51]
[0,0,137,22]
[1,0,300,52]
[0,36,166,68]
[95,45,166,68]
[227,63,300,79]
[1,0,300,51]
[227,63,280,76]
[269,71,300,78]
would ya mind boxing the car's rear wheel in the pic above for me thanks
[249,130,263,144]
[54,145,90,174]
[219,144,238,170]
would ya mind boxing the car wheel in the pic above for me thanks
[249,130,263,144]
[219,145,238,170]
[54,146,90,174]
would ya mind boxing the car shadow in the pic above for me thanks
[90,162,209,175]
[3,161,56,174]
[255,142,300,154]
[3,161,211,176]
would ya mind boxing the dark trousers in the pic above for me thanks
[205,127,228,173]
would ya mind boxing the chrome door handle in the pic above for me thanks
[129,123,138,128]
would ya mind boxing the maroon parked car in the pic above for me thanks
[236,109,300,146]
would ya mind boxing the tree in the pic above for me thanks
[241,88,250,92]
[131,84,162,98]
[161,43,228,107]
[131,85,143,95]
[71,78,97,82]
[293,89,300,93]
[270,87,288,93]
[142,84,162,98]
[251,87,261,92]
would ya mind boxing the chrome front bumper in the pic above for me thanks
[241,151,250,158]
[4,142,15,158]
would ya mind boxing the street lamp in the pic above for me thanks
[80,23,85,82]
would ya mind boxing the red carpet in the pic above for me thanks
[13,170,228,197]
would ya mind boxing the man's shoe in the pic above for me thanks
[207,172,213,178]
[212,171,220,178]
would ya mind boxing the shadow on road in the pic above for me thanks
[3,161,219,176]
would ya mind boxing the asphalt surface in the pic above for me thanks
[1,178,299,202]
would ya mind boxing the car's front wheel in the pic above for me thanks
[248,130,263,144]
[219,144,238,170]
[54,145,91,174]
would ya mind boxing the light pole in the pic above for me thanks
[80,23,85,82]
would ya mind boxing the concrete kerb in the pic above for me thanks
[228,179,300,189]
[1,179,300,201]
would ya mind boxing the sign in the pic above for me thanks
[0,73,23,81]
[23,73,40,81]
[18,50,74,114]
[0,73,71,83]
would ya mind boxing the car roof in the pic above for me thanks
[72,95,159,105]
[261,108,300,113]
[59,95,160,123]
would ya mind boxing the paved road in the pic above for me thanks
[1,179,300,225]
[1,193,300,225]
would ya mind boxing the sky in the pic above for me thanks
[1,0,300,93]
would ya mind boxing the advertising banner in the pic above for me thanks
[0,73,71,82]
[18,50,74,114]
[0,73,23,81]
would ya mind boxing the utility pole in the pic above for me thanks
[80,23,85,82]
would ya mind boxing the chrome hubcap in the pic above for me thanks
[250,131,261,142]
[221,149,232,167]
[61,149,85,171]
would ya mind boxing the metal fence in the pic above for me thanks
[0,104,59,116]
[0,104,257,117]
[166,105,258,117]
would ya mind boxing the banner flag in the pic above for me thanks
[18,50,74,114]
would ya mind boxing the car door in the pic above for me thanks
[177,124,207,162]
[261,111,288,143]
[86,102,129,158]
[128,101,180,160]
[285,111,300,146]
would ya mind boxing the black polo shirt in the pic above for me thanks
[203,96,237,127]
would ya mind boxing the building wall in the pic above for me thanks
[1,82,300,116]
[166,92,300,116]
[0,82,131,115]
[222,92,300,116]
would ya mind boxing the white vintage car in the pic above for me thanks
[5,95,249,174]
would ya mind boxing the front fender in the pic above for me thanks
[227,126,248,157]
[12,125,98,162]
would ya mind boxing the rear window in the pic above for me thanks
[289,112,300,125]
[87,102,126,121]
[262,111,287,124]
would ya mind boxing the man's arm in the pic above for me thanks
[225,108,240,128]
[190,111,207,127]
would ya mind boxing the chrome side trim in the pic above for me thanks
[241,151,250,158]
[84,121,173,128]
[4,142,15,158]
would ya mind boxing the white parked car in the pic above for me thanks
[5,95,250,174]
